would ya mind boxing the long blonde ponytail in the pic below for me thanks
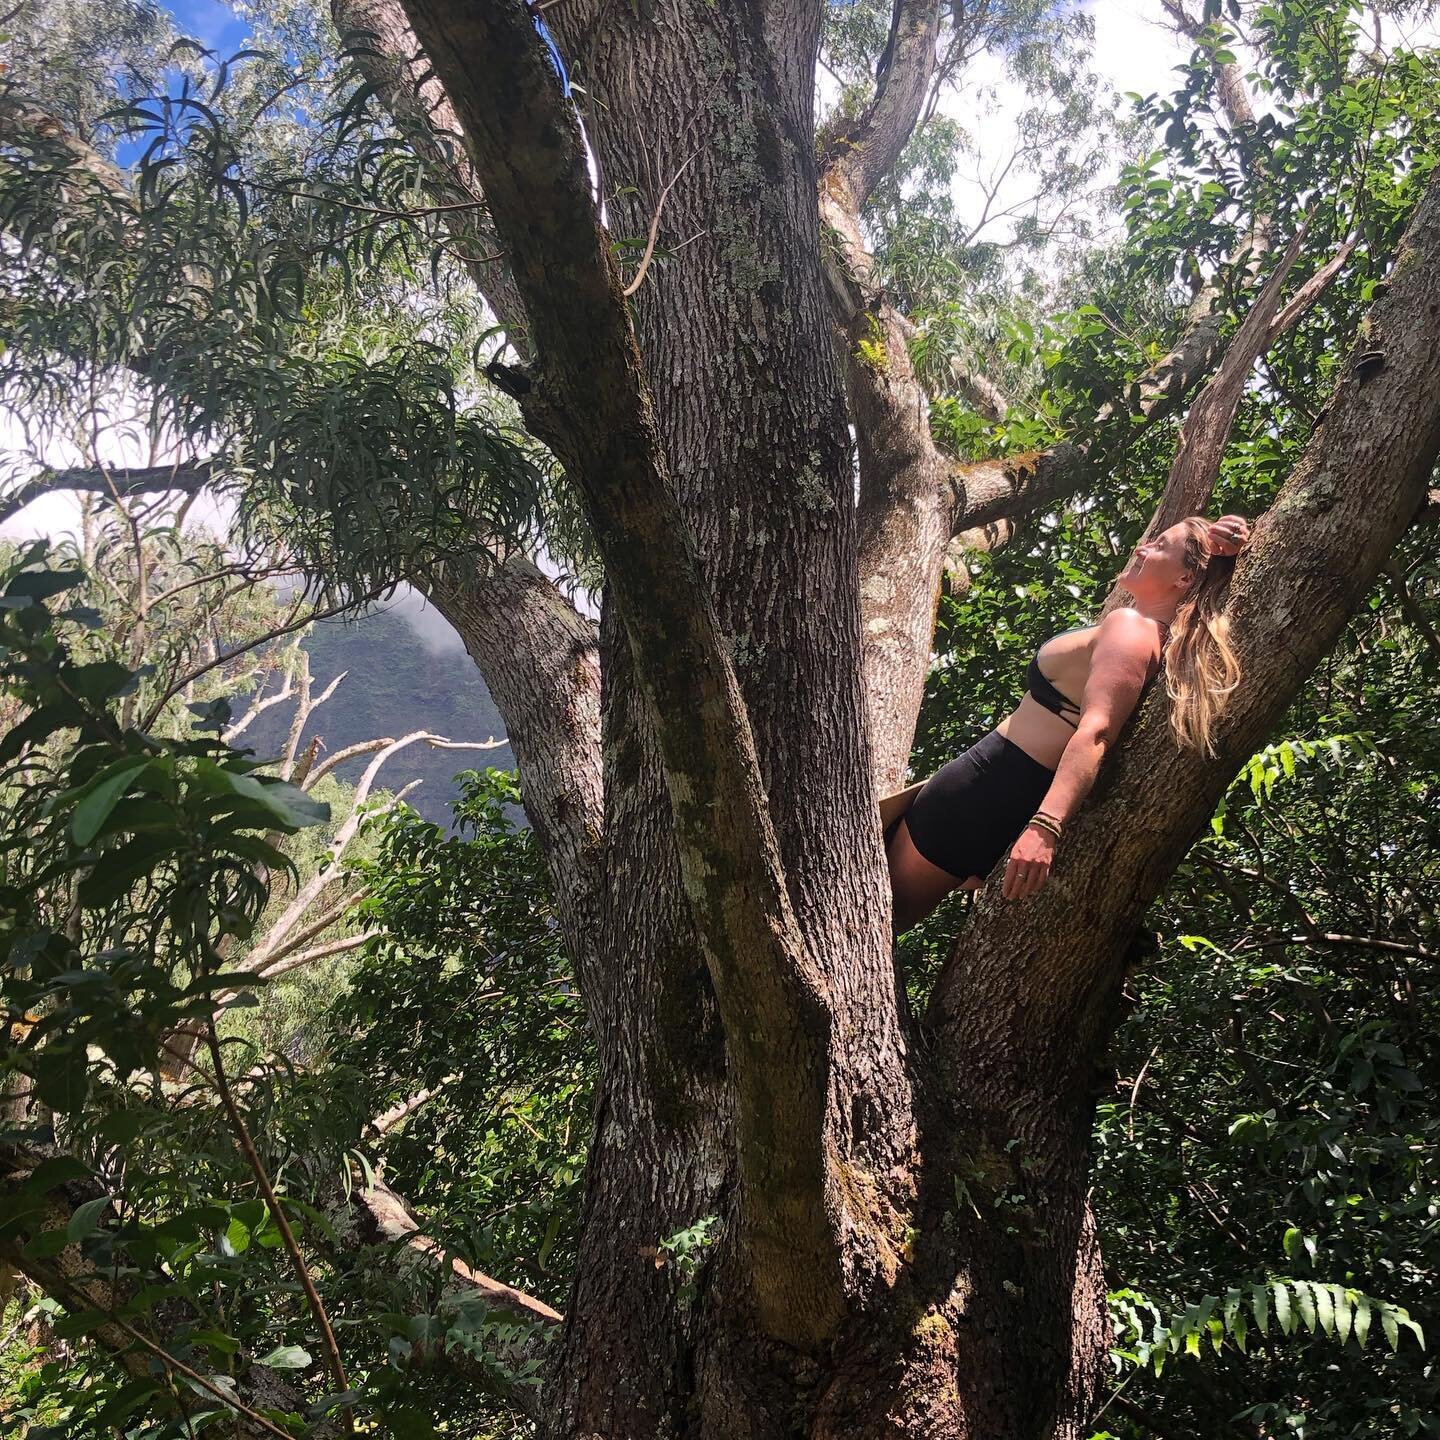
[1165,516,1242,756]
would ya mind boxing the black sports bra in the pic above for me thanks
[1026,621,1169,729]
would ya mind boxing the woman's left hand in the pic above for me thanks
[1207,514,1249,556]
[1003,823,1056,900]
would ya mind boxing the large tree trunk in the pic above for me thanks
[403,3,1440,1424]
[387,3,1440,1436]
[11,3,1437,1435]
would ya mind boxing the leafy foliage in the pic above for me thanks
[1,545,576,1436]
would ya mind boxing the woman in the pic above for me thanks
[885,513,1249,932]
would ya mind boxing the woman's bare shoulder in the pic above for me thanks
[1094,607,1163,660]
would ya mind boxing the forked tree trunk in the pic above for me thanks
[388,3,1440,1435]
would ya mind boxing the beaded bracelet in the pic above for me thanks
[1028,813,1063,840]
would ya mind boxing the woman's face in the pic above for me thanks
[1118,522,1199,602]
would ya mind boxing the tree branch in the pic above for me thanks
[931,164,1440,1127]
[820,0,943,212]
[330,0,530,352]
[0,462,212,528]
[352,1178,563,1328]
[400,0,854,1345]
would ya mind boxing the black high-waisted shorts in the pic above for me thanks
[899,729,1056,883]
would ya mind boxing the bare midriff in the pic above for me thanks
[994,624,1099,770]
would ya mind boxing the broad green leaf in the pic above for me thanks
[1293,1280,1317,1333]
[1273,1281,1294,1335]
[1354,1293,1372,1348]
[70,759,152,846]
[257,1345,312,1370]
[66,1195,112,1242]
[1251,1282,1269,1335]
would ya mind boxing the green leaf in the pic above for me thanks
[66,1196,111,1242]
[70,760,152,846]
[6,567,85,600]
[1250,1282,1269,1336]
[257,1345,312,1371]
[1293,1280,1317,1333]
[1273,1281,1294,1335]
[25,1156,92,1193]
[197,763,330,829]
[189,1328,241,1357]
[22,1227,73,1260]
[1354,1293,1372,1348]
[32,1047,90,1111]
[1334,1286,1354,1345]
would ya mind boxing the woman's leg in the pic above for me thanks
[886,816,979,934]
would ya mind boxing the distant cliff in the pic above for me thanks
[245,594,513,829]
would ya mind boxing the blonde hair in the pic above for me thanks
[1164,516,1242,756]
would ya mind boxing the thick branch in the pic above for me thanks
[932,163,1440,1089]
[423,557,603,987]
[820,0,942,212]
[1161,0,1259,134]
[353,1179,563,1327]
[0,462,212,528]
[0,95,132,200]
[330,0,529,352]
[400,0,851,1344]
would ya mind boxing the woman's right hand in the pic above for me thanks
[1207,514,1249,556]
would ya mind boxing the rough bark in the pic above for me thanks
[424,557,604,983]
[329,0,530,353]
[11,3,1440,1436]
[926,165,1440,1440]
[399,2,915,1388]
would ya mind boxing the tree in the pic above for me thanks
[5,0,1440,1435]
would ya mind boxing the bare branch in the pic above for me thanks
[247,891,367,976]
[258,931,376,980]
[223,666,295,744]
[622,147,700,297]
[366,1077,457,1138]
[140,591,377,730]
[0,462,212,528]
[1105,225,1357,616]
[305,734,389,789]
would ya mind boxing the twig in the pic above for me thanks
[204,1026,353,1428]
[622,148,700,297]
[140,590,377,729]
